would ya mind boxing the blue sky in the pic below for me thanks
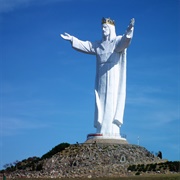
[0,0,180,169]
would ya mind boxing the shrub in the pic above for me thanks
[41,142,70,159]
[135,171,140,175]
[127,165,136,171]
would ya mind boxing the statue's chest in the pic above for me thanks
[96,41,116,64]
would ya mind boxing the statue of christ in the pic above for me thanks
[61,17,135,139]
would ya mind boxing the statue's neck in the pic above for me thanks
[103,35,110,41]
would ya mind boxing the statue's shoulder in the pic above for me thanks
[116,35,123,40]
[114,36,123,44]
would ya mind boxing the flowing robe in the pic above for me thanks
[71,30,133,137]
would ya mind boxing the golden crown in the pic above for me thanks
[102,17,115,26]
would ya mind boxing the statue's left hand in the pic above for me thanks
[130,18,135,27]
[127,18,135,32]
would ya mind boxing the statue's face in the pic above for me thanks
[102,24,110,37]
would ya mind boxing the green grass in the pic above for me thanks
[9,174,180,180]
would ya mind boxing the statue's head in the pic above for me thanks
[102,17,116,41]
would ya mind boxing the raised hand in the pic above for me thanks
[130,18,135,27]
[127,18,135,32]
[60,32,73,41]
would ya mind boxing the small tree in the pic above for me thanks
[157,151,162,159]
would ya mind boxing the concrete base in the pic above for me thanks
[85,138,128,144]
[85,133,128,144]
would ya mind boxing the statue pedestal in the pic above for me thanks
[85,133,128,144]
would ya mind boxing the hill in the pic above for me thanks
[0,142,179,178]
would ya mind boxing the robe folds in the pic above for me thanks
[71,30,133,137]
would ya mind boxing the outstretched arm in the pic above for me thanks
[60,32,96,55]
[115,18,135,52]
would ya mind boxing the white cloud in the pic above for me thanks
[126,85,162,106]
[0,117,49,136]
[125,83,179,129]
[126,83,177,106]
[142,110,179,129]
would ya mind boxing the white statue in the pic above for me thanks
[61,17,135,139]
